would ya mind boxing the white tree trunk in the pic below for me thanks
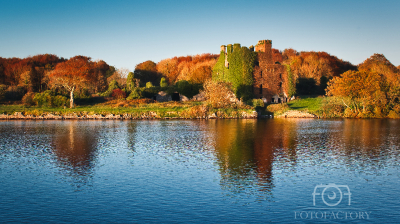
[70,87,75,108]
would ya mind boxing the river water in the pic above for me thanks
[0,119,399,223]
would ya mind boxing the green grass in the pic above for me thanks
[0,100,254,118]
[0,103,192,115]
[287,96,324,112]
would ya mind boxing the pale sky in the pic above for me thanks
[1,0,399,71]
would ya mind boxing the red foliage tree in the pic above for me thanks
[111,88,126,99]
[49,56,94,108]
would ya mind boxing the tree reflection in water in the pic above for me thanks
[209,119,298,199]
[51,121,98,182]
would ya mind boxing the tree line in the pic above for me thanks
[0,53,218,108]
[1,49,399,118]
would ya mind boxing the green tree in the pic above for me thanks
[160,77,168,87]
[100,80,119,97]
[127,88,142,100]
[126,72,137,91]
[146,81,154,88]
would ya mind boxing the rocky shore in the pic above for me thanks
[0,111,259,120]
[276,110,318,118]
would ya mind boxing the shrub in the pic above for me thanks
[319,103,344,118]
[52,95,68,107]
[22,92,36,106]
[111,89,126,99]
[373,107,385,118]
[175,80,201,98]
[33,91,53,107]
[160,77,168,88]
[357,111,374,118]
[344,108,358,118]
[76,88,91,99]
[0,85,7,101]
[5,86,25,101]
[182,105,209,118]
[266,103,289,115]
[33,90,68,107]
[146,82,154,88]
[127,88,142,100]
[142,86,159,99]
[202,80,237,108]
[388,110,400,119]
[100,80,119,97]
[252,99,264,108]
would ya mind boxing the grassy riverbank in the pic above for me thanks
[0,96,326,119]
[263,96,324,117]
[0,100,257,119]
[287,96,324,113]
[4,96,398,119]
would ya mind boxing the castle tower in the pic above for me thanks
[255,40,273,65]
[220,45,226,53]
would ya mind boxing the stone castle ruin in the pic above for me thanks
[253,40,287,103]
[218,40,288,103]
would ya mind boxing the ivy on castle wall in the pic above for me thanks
[212,50,227,81]
[284,64,296,97]
[212,44,257,101]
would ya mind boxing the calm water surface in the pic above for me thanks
[0,119,399,223]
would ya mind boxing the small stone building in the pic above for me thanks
[155,91,172,102]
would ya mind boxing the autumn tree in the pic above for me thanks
[358,54,400,111]
[156,54,218,85]
[326,70,386,115]
[49,56,94,108]
[92,60,110,93]
[202,80,237,108]
[134,60,161,85]
[107,67,129,87]
[156,58,179,84]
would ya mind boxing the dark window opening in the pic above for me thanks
[278,98,281,103]
[172,93,180,101]
[279,74,282,79]
[271,98,274,103]
[259,84,263,94]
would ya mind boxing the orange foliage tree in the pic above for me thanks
[326,70,386,114]
[134,60,160,85]
[156,54,218,85]
[358,54,400,110]
[202,80,236,108]
[49,56,94,108]
[284,51,356,83]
